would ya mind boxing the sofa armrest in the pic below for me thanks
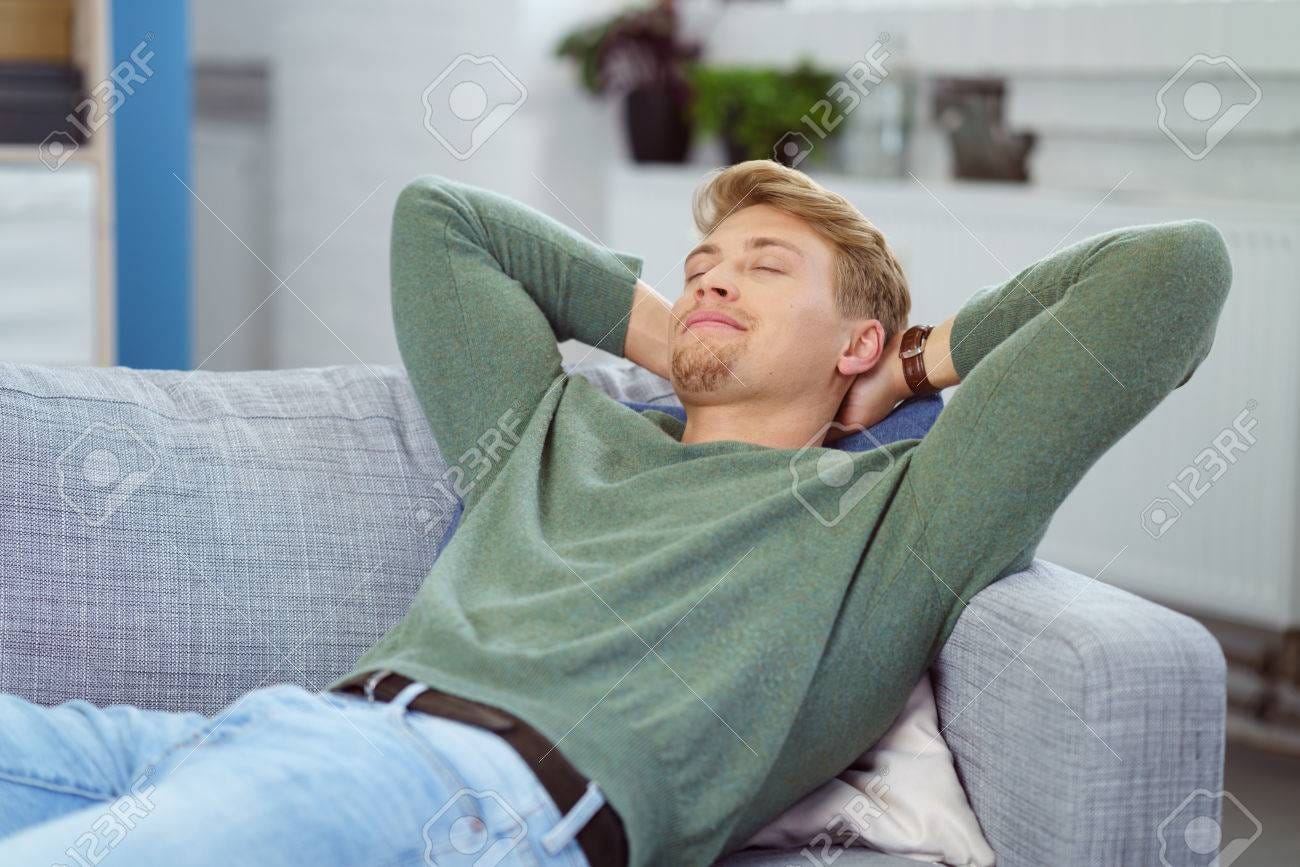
[931,558,1225,867]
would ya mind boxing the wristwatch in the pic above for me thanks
[899,324,940,397]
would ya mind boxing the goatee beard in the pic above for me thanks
[671,334,746,394]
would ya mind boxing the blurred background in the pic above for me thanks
[1,0,1297,862]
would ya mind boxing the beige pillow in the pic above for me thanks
[743,672,996,866]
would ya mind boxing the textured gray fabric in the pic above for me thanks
[0,362,451,715]
[935,560,1226,867]
[0,359,1225,867]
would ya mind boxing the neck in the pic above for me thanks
[678,389,842,450]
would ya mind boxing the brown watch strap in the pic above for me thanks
[900,324,940,397]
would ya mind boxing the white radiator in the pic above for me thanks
[607,164,1300,629]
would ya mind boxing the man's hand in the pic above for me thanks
[826,327,911,444]
[624,279,676,381]
[825,317,961,444]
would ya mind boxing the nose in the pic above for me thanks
[695,275,738,302]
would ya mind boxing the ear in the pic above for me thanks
[836,320,886,377]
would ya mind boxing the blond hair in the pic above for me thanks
[690,160,910,338]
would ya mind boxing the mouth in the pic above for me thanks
[687,321,745,333]
[684,311,747,332]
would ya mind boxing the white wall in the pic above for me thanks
[191,120,273,371]
[190,0,276,371]
[190,0,631,371]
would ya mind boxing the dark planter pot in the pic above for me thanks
[623,83,691,163]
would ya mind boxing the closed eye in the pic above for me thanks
[686,266,784,280]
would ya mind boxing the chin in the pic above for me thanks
[670,341,746,396]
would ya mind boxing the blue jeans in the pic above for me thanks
[0,681,599,866]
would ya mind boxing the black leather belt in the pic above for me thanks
[331,670,628,867]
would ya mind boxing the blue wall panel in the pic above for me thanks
[111,1,191,368]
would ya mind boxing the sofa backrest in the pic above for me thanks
[1,362,466,712]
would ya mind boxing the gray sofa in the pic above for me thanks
[0,357,1226,866]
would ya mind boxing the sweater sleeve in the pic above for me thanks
[946,220,1229,389]
[389,175,642,514]
[881,219,1232,648]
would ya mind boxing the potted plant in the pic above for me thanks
[931,77,1035,182]
[554,0,702,163]
[687,60,841,167]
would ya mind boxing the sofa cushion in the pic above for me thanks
[0,362,451,714]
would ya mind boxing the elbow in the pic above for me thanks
[389,175,478,308]
[1146,219,1234,309]
[394,174,463,223]
[1179,219,1233,306]
[391,175,486,271]
[1149,220,1233,390]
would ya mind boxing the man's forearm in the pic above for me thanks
[623,278,676,381]
[876,315,961,408]
[919,316,960,391]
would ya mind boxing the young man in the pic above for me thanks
[0,161,1231,867]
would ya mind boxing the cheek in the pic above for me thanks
[772,302,835,343]
[759,305,842,364]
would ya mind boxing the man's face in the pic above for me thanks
[671,204,846,403]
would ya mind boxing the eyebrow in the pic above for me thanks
[685,236,807,268]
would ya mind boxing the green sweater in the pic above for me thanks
[333,175,1232,866]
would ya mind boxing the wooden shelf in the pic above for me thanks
[0,139,105,166]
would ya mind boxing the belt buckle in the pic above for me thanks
[363,668,393,702]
